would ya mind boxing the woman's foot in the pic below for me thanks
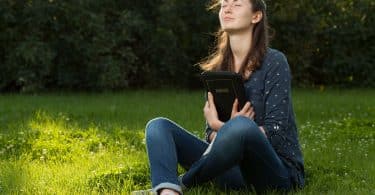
[159,188,180,195]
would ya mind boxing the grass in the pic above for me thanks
[0,88,374,194]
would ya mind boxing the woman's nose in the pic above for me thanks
[223,6,232,13]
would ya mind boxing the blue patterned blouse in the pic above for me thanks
[204,48,305,188]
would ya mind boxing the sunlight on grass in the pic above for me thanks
[28,111,107,162]
[0,110,150,194]
[0,89,374,194]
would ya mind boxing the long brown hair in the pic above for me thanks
[200,0,269,80]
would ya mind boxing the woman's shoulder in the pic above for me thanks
[265,48,288,62]
[263,48,289,71]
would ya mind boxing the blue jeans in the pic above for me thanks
[145,116,292,194]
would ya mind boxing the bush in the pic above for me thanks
[269,0,375,87]
[0,0,373,92]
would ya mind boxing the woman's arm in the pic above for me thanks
[263,52,292,141]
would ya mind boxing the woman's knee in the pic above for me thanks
[224,116,261,138]
[145,117,173,138]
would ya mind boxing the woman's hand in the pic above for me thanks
[230,99,255,120]
[203,92,224,131]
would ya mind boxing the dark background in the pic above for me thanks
[0,0,374,92]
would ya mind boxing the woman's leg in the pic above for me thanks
[212,166,247,190]
[181,116,291,193]
[145,117,208,194]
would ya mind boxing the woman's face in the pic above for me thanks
[219,0,254,33]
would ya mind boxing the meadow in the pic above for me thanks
[0,88,374,194]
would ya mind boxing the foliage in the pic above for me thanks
[0,0,374,92]
[269,0,375,87]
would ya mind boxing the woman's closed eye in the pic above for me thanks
[221,3,241,6]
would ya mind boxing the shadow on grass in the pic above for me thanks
[301,117,374,192]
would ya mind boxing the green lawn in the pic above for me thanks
[0,89,374,194]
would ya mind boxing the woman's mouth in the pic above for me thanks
[223,17,234,22]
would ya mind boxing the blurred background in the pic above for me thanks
[0,0,374,93]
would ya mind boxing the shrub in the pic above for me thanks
[0,0,373,92]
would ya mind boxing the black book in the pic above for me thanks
[200,71,246,122]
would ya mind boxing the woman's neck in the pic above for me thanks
[228,28,253,73]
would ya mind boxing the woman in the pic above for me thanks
[141,0,304,194]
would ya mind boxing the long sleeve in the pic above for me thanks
[244,48,304,188]
[263,52,292,151]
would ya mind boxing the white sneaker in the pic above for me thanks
[131,189,156,195]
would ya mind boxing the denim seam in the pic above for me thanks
[162,117,203,139]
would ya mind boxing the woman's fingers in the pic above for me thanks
[207,92,215,108]
[206,92,218,114]
[231,98,238,114]
[243,105,254,119]
[204,93,220,126]
[240,101,251,113]
[211,97,255,120]
[204,101,209,111]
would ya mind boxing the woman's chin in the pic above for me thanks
[222,27,244,34]
[222,26,237,32]
[221,24,253,35]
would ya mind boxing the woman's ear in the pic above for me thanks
[251,11,263,24]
